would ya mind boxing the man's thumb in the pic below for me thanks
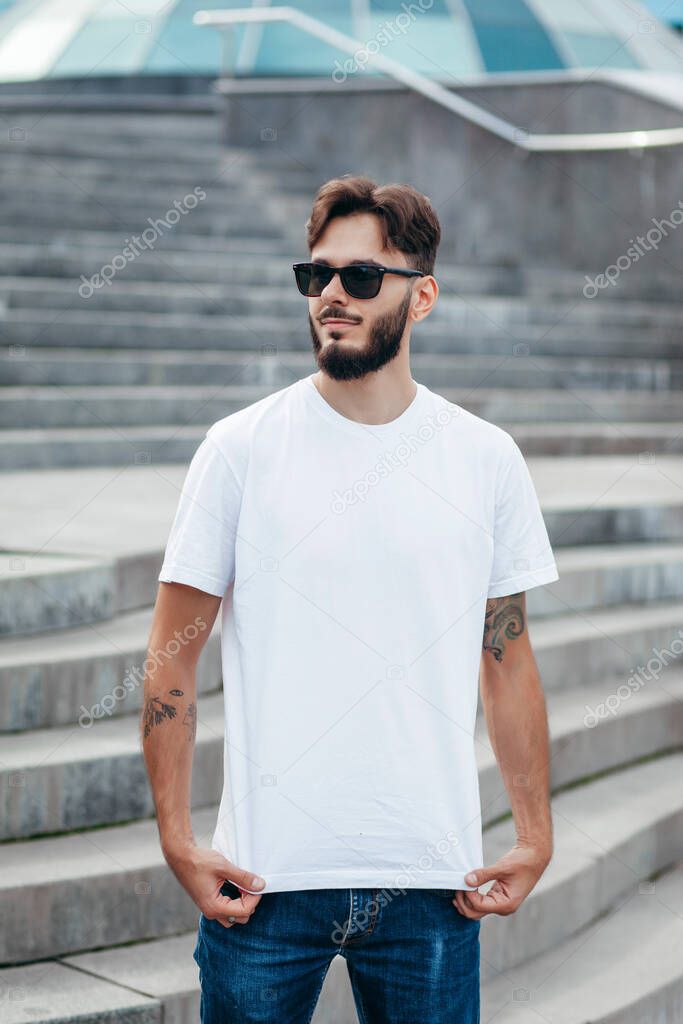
[224,861,266,894]
[465,866,497,887]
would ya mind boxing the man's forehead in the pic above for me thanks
[312,212,395,262]
[310,255,384,266]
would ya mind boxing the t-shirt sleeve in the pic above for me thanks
[157,433,241,598]
[487,438,559,598]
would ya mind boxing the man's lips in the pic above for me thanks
[321,318,358,326]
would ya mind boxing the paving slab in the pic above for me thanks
[0,959,159,1023]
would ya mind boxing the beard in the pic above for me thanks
[308,286,412,382]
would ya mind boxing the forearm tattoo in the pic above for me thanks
[143,688,196,742]
[483,592,525,662]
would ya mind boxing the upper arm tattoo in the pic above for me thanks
[483,592,525,662]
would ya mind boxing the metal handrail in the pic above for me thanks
[194,5,683,153]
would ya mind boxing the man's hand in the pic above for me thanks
[452,842,552,919]
[165,842,266,929]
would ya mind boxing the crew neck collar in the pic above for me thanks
[302,372,426,439]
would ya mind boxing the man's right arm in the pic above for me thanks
[140,580,265,928]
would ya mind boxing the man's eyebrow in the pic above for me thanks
[312,258,383,267]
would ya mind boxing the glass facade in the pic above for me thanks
[642,0,682,30]
[0,0,680,82]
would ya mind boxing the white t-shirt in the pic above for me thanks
[158,372,559,894]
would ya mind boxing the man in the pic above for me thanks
[143,175,559,1022]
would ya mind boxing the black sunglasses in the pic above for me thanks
[293,262,423,300]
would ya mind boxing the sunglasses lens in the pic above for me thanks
[294,264,334,296]
[294,264,383,298]
[342,266,382,298]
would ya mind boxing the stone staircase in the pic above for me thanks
[1,100,682,1022]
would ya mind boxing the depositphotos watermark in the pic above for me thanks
[583,200,683,298]
[583,629,683,728]
[329,829,461,943]
[333,0,434,82]
[331,402,459,514]
[78,615,208,727]
[78,187,206,298]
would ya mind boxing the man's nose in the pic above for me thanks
[319,271,347,304]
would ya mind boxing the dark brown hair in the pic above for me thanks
[305,175,441,277]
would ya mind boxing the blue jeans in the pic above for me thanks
[194,878,480,1023]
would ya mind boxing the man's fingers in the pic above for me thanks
[232,890,263,916]
[453,890,484,919]
[454,883,517,918]
[208,892,260,927]
[463,890,492,913]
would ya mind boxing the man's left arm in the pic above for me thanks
[453,590,554,920]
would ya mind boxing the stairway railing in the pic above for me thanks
[194,5,683,153]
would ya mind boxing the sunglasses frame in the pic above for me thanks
[292,261,424,299]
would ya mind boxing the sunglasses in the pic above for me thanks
[293,262,423,300]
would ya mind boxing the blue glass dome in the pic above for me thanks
[0,0,681,82]
[642,0,683,31]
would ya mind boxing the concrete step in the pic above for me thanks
[1,536,681,723]
[2,348,678,392]
[499,420,683,455]
[0,202,286,236]
[481,860,683,1023]
[0,535,163,636]
[0,606,222,732]
[0,151,319,194]
[436,293,683,329]
[0,133,228,163]
[1,747,680,965]
[62,931,200,1024]
[0,804,219,963]
[479,751,683,979]
[0,535,165,635]
[0,101,223,124]
[0,424,205,469]
[0,958,161,1023]
[0,539,162,637]
[4,856,680,1024]
[0,693,225,840]
[476,665,683,812]
[2,526,680,642]
[531,598,683,693]
[3,309,682,358]
[0,182,301,217]
[2,110,224,141]
[0,241,305,282]
[4,419,683,468]
[29,857,683,1022]
[2,273,683,331]
[538,540,683,616]
[459,391,683,424]
[533,454,683,546]
[2,632,680,843]
[0,550,117,638]
[0,385,257,430]
[0,148,228,182]
[3,385,683,430]
[0,240,679,302]
[0,229,297,259]
[2,456,683,554]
